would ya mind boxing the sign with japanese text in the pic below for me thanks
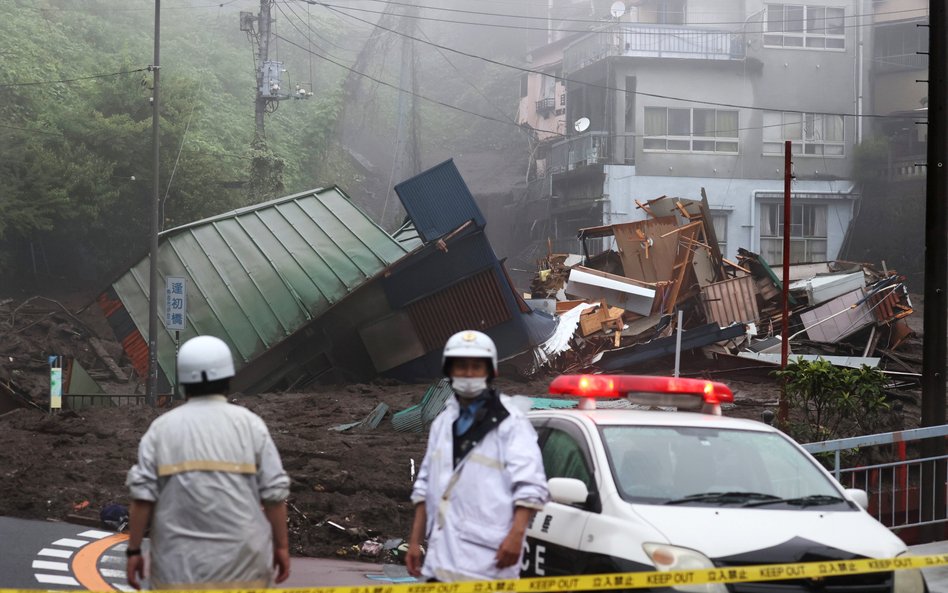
[49,355,62,410]
[165,276,187,330]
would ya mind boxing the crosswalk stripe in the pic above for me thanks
[32,560,69,571]
[35,574,81,586]
[77,530,114,539]
[113,584,135,592]
[99,554,125,565]
[37,548,74,559]
[98,568,126,578]
[51,538,89,548]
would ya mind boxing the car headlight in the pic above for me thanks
[643,543,728,593]
[893,552,927,593]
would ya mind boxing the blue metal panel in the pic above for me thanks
[382,231,498,308]
[394,159,486,243]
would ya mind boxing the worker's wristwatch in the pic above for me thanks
[125,548,142,558]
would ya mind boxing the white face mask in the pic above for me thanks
[452,377,488,399]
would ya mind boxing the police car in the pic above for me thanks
[521,374,927,593]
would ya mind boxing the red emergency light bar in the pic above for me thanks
[549,374,734,413]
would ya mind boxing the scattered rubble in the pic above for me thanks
[528,193,920,383]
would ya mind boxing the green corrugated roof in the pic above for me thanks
[112,187,409,386]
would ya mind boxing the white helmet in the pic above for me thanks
[177,335,235,384]
[441,330,498,377]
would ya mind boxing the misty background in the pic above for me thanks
[0,0,929,292]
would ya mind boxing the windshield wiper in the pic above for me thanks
[665,492,782,506]
[743,494,847,508]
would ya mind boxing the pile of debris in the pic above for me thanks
[530,194,918,381]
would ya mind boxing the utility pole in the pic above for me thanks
[241,0,302,141]
[146,0,161,407]
[778,140,792,427]
[255,0,271,139]
[921,0,947,540]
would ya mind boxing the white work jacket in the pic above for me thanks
[126,395,289,589]
[411,391,549,582]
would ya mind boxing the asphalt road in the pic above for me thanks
[0,517,400,590]
[3,517,943,591]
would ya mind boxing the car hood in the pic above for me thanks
[630,504,907,560]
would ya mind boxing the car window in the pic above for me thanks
[600,425,842,505]
[541,428,593,490]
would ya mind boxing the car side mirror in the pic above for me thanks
[548,477,590,505]
[845,488,868,510]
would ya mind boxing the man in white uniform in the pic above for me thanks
[125,335,291,589]
[406,330,549,582]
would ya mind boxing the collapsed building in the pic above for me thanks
[529,193,916,379]
[98,160,556,395]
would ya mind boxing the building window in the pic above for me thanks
[759,203,828,263]
[644,107,739,153]
[763,112,844,156]
[873,19,928,72]
[764,4,845,50]
[710,211,729,257]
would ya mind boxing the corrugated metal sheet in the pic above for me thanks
[407,268,511,351]
[867,287,908,322]
[104,187,409,388]
[394,159,486,243]
[383,230,501,308]
[702,275,760,326]
[392,379,454,432]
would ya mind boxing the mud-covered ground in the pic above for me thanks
[0,293,927,559]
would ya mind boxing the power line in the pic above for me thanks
[0,67,151,88]
[273,32,565,136]
[319,3,902,121]
[311,2,924,35]
[335,0,927,29]
[21,0,242,11]
[279,0,361,57]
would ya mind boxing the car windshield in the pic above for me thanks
[600,425,847,508]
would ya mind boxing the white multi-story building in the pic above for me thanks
[517,0,873,264]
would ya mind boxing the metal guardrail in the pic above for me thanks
[564,24,744,73]
[803,425,948,531]
[550,132,635,174]
[62,393,168,409]
[536,97,555,115]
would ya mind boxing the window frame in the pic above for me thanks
[762,111,845,157]
[643,106,740,154]
[764,4,845,51]
[758,202,829,263]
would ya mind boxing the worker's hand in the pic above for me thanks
[273,546,291,583]
[495,529,524,569]
[405,542,424,577]
[126,555,146,590]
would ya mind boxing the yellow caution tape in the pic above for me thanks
[6,553,947,593]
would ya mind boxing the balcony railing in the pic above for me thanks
[536,97,556,115]
[564,23,745,73]
[550,132,635,174]
[889,154,927,182]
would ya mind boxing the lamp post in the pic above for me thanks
[146,0,161,407]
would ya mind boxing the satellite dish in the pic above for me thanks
[574,117,591,133]
[610,1,626,19]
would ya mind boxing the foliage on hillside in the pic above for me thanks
[0,0,532,290]
[0,0,345,286]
